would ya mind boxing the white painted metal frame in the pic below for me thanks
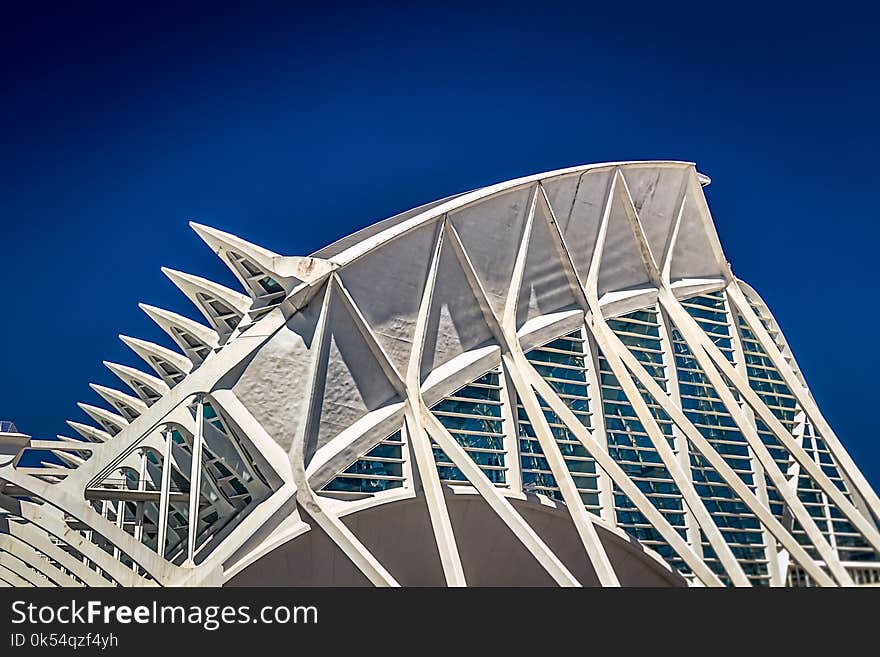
[2,160,878,588]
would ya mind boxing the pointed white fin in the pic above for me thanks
[138,303,218,365]
[66,421,112,443]
[88,384,147,422]
[161,267,251,340]
[189,221,333,304]
[76,403,128,436]
[102,361,169,405]
[55,434,91,445]
[118,335,192,387]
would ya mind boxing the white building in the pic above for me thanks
[2,160,879,587]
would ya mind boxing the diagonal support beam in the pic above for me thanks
[722,294,784,585]
[421,409,581,586]
[588,316,752,586]
[500,188,619,586]
[291,283,400,587]
[503,350,621,586]
[0,520,110,587]
[0,536,81,587]
[670,284,880,555]
[404,221,467,587]
[534,172,731,586]
[660,288,854,585]
[529,372,724,585]
[445,197,618,586]
[725,281,880,522]
[603,307,838,586]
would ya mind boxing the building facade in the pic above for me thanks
[2,160,879,587]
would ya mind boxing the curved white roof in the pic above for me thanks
[2,161,878,589]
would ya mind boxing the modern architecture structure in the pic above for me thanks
[2,160,879,587]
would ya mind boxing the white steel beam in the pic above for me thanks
[659,289,852,585]
[404,224,467,587]
[726,281,880,522]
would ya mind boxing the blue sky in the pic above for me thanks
[3,2,880,488]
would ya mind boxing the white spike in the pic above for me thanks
[189,221,333,302]
[56,434,90,444]
[138,303,218,365]
[76,403,128,435]
[66,421,112,443]
[118,335,192,387]
[50,450,85,468]
[188,221,289,300]
[189,222,280,267]
[89,383,147,421]
[160,267,251,340]
[103,361,169,404]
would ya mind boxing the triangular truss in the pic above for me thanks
[3,161,878,587]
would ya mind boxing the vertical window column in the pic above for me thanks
[517,331,601,514]
[430,369,508,486]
